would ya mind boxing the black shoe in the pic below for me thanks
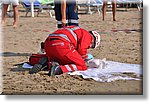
[29,57,48,74]
[29,64,46,74]
[48,62,63,76]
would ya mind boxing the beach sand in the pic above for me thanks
[1,7,143,95]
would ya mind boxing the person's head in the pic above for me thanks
[89,31,101,49]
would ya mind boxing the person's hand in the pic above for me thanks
[84,54,94,62]
[62,18,67,27]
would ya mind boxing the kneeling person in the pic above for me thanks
[29,26,100,76]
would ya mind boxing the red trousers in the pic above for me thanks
[44,39,87,73]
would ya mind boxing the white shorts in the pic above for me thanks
[2,0,19,5]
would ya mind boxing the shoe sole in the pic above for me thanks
[29,64,47,74]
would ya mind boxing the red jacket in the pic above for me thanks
[50,26,92,59]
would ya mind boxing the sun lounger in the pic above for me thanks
[20,0,40,16]
[116,0,143,11]
[78,0,142,14]
[78,0,103,14]
[87,0,103,14]
[38,0,54,17]
[20,0,54,17]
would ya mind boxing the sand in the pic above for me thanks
[1,6,143,95]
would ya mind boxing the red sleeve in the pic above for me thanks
[76,29,92,60]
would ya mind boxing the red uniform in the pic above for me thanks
[44,26,92,73]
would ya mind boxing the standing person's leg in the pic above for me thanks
[54,2,65,28]
[102,0,107,21]
[112,0,116,21]
[1,4,9,26]
[68,0,79,26]
[12,5,19,27]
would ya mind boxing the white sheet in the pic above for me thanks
[68,59,142,82]
[22,59,142,82]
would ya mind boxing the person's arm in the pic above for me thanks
[77,29,93,60]
[61,0,66,27]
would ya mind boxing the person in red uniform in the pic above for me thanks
[29,26,100,76]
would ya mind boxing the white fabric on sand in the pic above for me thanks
[22,59,142,82]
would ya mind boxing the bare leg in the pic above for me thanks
[13,5,19,27]
[102,0,107,21]
[112,0,116,21]
[1,4,9,26]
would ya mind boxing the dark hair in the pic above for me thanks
[89,31,96,48]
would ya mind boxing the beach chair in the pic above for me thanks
[126,0,143,11]
[20,0,40,16]
[116,0,143,11]
[20,0,54,17]
[87,0,103,14]
[37,0,54,17]
[78,0,103,14]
